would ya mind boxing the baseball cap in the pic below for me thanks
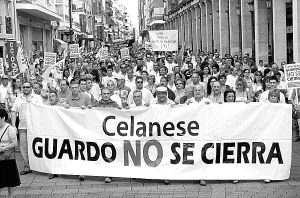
[156,86,167,92]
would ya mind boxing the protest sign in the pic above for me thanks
[0,58,4,75]
[41,59,64,82]
[120,47,130,59]
[27,103,291,180]
[149,30,178,51]
[69,44,80,58]
[96,47,109,60]
[5,41,20,76]
[284,63,300,89]
[44,52,57,69]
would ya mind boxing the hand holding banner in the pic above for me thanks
[27,103,292,180]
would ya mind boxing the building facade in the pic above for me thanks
[0,0,18,60]
[159,0,299,65]
[16,0,62,58]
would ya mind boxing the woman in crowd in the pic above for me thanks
[167,73,176,92]
[252,71,263,94]
[174,78,186,104]
[235,77,251,102]
[202,65,211,84]
[63,69,72,83]
[90,69,102,87]
[145,75,156,95]
[243,68,253,90]
[0,109,20,198]
[218,74,230,94]
[224,89,236,102]
[174,72,186,84]
[211,63,220,78]
[6,78,22,111]
[206,76,218,97]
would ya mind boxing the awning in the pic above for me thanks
[149,20,165,26]
[55,39,68,45]
[16,3,62,21]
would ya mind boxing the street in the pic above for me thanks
[0,141,299,198]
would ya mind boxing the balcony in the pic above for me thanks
[16,0,62,21]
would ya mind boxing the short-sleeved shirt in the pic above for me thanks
[11,93,43,129]
[66,92,92,107]
[58,89,72,104]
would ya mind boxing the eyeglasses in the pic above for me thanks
[136,81,143,84]
[23,86,31,89]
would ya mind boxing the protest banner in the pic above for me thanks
[27,103,291,180]
[149,30,178,51]
[69,44,80,58]
[43,52,57,69]
[41,59,64,82]
[5,41,20,76]
[120,47,130,59]
[17,47,28,73]
[0,58,4,75]
[283,63,300,89]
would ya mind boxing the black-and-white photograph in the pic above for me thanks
[0,0,299,197]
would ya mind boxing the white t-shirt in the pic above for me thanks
[11,93,43,129]
[127,88,154,105]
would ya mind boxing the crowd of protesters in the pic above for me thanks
[0,43,298,196]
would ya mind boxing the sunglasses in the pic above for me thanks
[136,81,143,84]
[23,86,31,89]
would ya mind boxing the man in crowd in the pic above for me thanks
[65,80,92,109]
[208,81,224,103]
[58,79,71,105]
[259,76,285,103]
[127,76,153,105]
[0,75,11,109]
[11,81,43,175]
[186,84,211,105]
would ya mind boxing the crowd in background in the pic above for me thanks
[0,44,297,191]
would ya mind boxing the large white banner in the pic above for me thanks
[149,30,178,51]
[27,103,292,180]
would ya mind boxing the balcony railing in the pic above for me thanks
[17,0,56,13]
